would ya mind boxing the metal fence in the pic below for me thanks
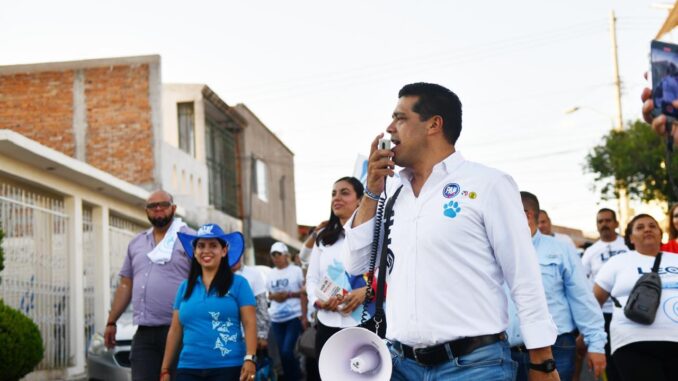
[82,206,96,351]
[109,215,146,295]
[0,182,71,370]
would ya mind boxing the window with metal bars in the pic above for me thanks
[205,118,239,216]
[177,102,195,157]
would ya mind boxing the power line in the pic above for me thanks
[231,22,609,103]
[228,19,608,96]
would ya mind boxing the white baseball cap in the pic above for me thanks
[270,241,289,255]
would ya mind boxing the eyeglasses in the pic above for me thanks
[270,252,283,257]
[146,201,172,210]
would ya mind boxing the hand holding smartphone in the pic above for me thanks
[650,40,678,120]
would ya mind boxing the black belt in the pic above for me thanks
[511,331,577,353]
[137,325,170,331]
[393,332,507,367]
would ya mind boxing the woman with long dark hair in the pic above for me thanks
[160,224,257,381]
[593,214,678,381]
[305,177,378,360]
[661,204,678,253]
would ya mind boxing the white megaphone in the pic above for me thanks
[319,327,392,381]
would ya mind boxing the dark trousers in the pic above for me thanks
[270,317,302,381]
[130,325,174,381]
[303,320,343,381]
[176,366,241,381]
[512,332,576,381]
[314,320,342,359]
[613,341,678,381]
[603,312,621,381]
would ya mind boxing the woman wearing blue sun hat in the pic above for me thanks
[160,224,258,381]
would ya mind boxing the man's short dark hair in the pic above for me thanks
[520,191,540,223]
[597,208,617,222]
[398,82,462,144]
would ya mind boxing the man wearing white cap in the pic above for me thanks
[266,241,307,381]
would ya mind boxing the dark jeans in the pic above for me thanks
[603,312,620,381]
[613,341,678,381]
[389,338,516,380]
[130,325,175,381]
[270,317,302,381]
[176,366,241,381]
[512,332,576,381]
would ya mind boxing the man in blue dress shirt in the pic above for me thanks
[508,191,607,381]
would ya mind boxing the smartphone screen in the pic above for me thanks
[651,40,678,118]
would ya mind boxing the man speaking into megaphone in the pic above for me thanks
[343,83,560,381]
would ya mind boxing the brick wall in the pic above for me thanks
[0,60,156,186]
[84,65,154,185]
[0,71,75,156]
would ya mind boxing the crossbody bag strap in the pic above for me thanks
[652,252,663,273]
[610,295,622,308]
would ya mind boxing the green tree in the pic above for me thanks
[585,119,678,204]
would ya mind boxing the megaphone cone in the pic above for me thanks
[318,327,392,381]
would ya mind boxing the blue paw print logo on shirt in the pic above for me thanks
[443,201,461,218]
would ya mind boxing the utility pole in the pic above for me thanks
[610,9,632,227]
[611,10,624,132]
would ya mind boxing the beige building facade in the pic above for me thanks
[235,104,300,265]
[0,129,153,379]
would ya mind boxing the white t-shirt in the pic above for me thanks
[306,235,369,328]
[237,265,266,296]
[582,236,629,313]
[595,251,678,353]
[266,264,304,323]
[344,151,557,348]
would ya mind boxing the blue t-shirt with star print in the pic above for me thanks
[173,274,256,369]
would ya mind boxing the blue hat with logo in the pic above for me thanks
[177,224,245,267]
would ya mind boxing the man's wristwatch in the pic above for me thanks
[244,354,258,364]
[529,359,557,373]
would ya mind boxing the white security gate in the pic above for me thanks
[0,183,71,370]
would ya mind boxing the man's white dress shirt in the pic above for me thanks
[344,152,557,349]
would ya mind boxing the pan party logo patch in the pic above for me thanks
[442,183,460,199]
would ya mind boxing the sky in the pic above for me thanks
[1,0,673,234]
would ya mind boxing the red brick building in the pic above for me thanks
[0,56,162,189]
